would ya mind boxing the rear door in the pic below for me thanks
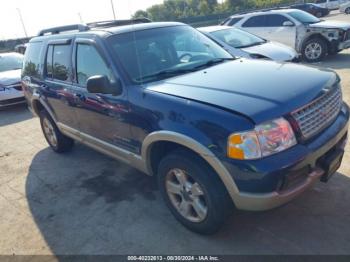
[42,39,79,129]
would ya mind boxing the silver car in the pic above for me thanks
[0,52,25,108]
[198,26,299,62]
[340,2,350,14]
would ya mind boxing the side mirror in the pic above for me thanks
[86,75,122,96]
[283,21,295,27]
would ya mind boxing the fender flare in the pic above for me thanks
[141,131,240,201]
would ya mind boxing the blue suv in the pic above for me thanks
[22,19,349,234]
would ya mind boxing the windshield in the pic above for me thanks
[288,10,320,24]
[0,53,23,73]
[107,25,232,83]
[210,28,265,48]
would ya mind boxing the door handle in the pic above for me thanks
[40,84,49,90]
[73,93,86,101]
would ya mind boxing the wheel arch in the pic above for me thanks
[31,97,57,122]
[141,131,240,200]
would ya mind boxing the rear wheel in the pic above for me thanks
[345,7,350,14]
[315,11,322,18]
[302,37,327,63]
[157,150,233,234]
[40,110,74,153]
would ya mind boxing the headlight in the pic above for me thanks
[227,118,297,160]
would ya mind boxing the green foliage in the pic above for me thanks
[132,0,297,21]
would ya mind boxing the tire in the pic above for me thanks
[346,7,350,14]
[39,110,74,153]
[157,150,233,235]
[302,37,327,63]
[315,11,322,18]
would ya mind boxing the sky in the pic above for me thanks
[0,0,164,40]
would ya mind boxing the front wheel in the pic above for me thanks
[345,7,350,14]
[302,38,327,63]
[157,150,233,235]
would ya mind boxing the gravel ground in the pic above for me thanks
[0,11,349,256]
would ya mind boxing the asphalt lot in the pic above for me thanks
[0,12,350,256]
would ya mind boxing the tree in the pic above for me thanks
[133,10,149,19]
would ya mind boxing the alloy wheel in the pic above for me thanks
[165,168,208,223]
[305,42,322,60]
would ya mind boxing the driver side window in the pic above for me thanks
[76,44,114,86]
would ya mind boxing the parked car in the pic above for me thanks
[340,1,350,13]
[198,26,299,62]
[223,9,350,62]
[314,0,348,10]
[0,52,25,108]
[23,20,349,234]
[290,3,330,17]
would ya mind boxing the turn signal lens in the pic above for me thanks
[228,132,261,160]
[227,118,297,160]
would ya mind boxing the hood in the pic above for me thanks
[241,41,298,62]
[0,69,21,86]
[145,59,336,124]
[309,20,350,30]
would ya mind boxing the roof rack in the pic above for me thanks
[37,18,152,36]
[233,6,289,16]
[87,18,152,28]
[38,24,89,36]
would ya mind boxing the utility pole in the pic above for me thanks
[78,12,84,23]
[110,0,116,20]
[16,8,28,38]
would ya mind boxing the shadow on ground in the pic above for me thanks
[0,104,32,127]
[312,52,350,71]
[25,144,350,255]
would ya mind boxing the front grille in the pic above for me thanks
[291,84,342,140]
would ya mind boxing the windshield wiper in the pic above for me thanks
[192,57,235,70]
[135,68,197,82]
[238,41,265,48]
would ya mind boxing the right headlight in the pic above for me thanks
[227,117,297,160]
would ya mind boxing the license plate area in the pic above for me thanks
[319,148,344,182]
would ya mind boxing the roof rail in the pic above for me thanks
[87,18,152,28]
[38,24,89,36]
[37,18,152,37]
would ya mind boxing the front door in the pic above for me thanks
[71,39,134,153]
[264,14,297,48]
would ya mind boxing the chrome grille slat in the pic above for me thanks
[291,84,342,140]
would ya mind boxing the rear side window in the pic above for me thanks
[266,14,291,27]
[227,17,243,26]
[23,42,43,78]
[45,44,71,81]
[76,44,114,86]
[242,15,267,27]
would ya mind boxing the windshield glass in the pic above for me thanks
[107,25,232,83]
[210,28,265,48]
[0,53,23,73]
[288,10,320,24]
